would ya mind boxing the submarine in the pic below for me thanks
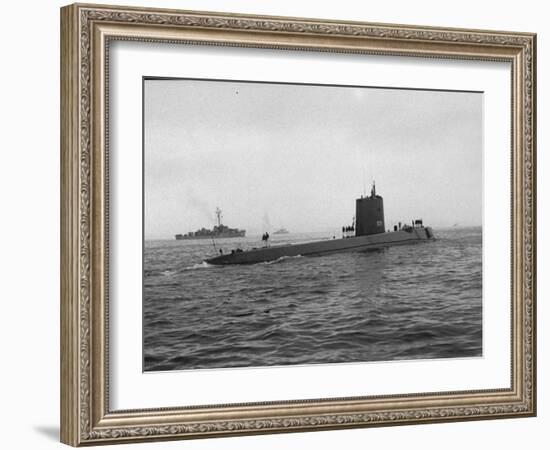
[205,183,434,265]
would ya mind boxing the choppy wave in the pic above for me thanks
[143,228,482,371]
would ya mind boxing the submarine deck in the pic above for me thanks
[205,227,434,265]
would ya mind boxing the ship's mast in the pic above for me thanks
[215,207,222,226]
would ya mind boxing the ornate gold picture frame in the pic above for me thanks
[60,3,536,446]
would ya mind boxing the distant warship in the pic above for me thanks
[205,183,434,265]
[175,207,245,240]
[273,228,289,235]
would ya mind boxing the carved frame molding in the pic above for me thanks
[61,3,536,446]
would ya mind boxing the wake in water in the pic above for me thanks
[264,254,303,265]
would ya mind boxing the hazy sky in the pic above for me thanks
[144,78,482,239]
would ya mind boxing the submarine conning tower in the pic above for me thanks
[355,182,385,236]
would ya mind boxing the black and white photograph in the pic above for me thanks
[143,77,483,372]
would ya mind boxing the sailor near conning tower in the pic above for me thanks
[355,182,385,236]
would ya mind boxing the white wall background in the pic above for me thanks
[0,1,545,449]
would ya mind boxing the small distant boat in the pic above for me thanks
[175,207,245,240]
[273,228,289,235]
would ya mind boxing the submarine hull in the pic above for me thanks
[205,227,434,265]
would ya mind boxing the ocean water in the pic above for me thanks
[143,227,482,371]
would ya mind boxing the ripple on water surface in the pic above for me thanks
[143,228,482,371]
